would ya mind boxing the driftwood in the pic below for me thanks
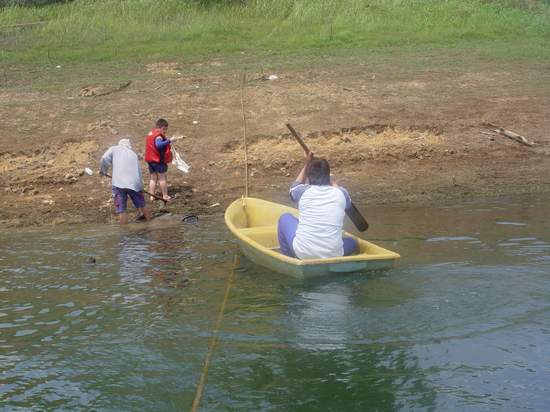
[480,131,496,139]
[482,122,534,147]
[80,81,132,98]
[95,81,132,97]
[0,21,48,31]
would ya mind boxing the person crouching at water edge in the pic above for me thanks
[144,118,173,202]
[278,151,359,259]
[100,138,152,224]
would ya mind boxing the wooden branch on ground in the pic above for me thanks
[94,81,132,97]
[482,122,534,147]
[0,21,48,30]
[480,131,496,136]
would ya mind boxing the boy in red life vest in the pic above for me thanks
[144,118,173,202]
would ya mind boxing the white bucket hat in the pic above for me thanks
[118,138,132,149]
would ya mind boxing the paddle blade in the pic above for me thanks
[346,202,369,232]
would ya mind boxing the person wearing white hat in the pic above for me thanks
[100,138,151,224]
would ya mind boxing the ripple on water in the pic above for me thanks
[14,329,38,337]
[497,237,550,261]
[1,205,549,411]
[495,221,528,226]
[426,236,479,242]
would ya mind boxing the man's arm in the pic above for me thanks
[330,176,353,210]
[99,147,114,175]
[289,151,314,203]
[289,181,309,203]
[294,151,313,184]
[337,186,353,211]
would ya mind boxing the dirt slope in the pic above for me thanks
[1,57,549,227]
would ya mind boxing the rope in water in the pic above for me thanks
[190,254,239,412]
[240,69,249,199]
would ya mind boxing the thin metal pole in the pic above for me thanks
[190,254,239,412]
[240,69,249,199]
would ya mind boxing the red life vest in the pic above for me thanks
[144,128,172,164]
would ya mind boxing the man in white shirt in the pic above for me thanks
[100,138,151,224]
[277,152,358,259]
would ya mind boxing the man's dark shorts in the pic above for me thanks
[112,186,145,213]
[148,162,168,174]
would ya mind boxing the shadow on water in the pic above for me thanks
[1,194,550,410]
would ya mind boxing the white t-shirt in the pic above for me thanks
[290,183,352,259]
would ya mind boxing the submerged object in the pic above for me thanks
[224,197,400,279]
[182,214,199,224]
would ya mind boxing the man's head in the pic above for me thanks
[118,138,132,149]
[307,157,331,185]
[156,118,169,134]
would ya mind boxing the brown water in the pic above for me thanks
[1,195,549,411]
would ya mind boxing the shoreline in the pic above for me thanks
[1,55,549,228]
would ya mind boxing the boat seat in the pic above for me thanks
[238,225,279,249]
[238,225,277,235]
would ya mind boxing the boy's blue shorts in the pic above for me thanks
[148,162,168,174]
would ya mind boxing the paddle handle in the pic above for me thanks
[101,172,167,203]
[285,123,310,154]
[143,190,167,204]
[285,123,369,232]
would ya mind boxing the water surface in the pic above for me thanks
[1,195,549,411]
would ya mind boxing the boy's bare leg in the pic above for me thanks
[138,207,152,220]
[149,174,158,202]
[118,212,129,224]
[158,173,171,201]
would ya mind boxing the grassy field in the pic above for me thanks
[1,0,550,66]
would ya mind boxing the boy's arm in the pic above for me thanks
[155,136,171,150]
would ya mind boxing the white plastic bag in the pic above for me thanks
[172,148,189,173]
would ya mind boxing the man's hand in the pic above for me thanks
[304,150,314,164]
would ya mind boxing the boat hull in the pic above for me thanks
[225,197,399,279]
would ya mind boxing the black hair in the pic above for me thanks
[156,118,169,128]
[307,158,331,185]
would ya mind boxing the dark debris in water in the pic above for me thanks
[182,214,199,224]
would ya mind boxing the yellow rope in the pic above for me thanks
[240,69,249,199]
[190,254,239,412]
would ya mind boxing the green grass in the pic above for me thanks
[1,0,550,65]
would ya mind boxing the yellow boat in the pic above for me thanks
[224,197,400,279]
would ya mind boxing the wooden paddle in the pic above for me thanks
[84,168,167,204]
[285,123,369,232]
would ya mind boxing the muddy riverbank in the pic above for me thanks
[1,56,549,227]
